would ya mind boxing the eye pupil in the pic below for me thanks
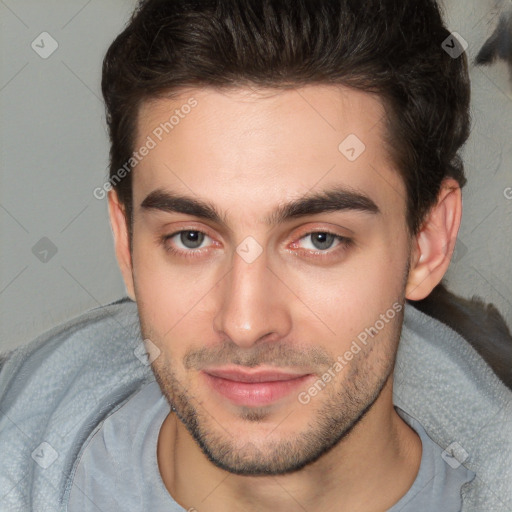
[180,231,204,249]
[311,232,335,250]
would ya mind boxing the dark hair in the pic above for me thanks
[101,0,470,235]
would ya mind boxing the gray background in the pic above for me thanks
[1,0,511,353]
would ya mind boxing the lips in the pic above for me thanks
[205,367,307,382]
[202,366,315,407]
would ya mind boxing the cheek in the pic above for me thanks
[132,238,220,344]
[351,259,406,325]
[283,240,408,347]
[132,241,185,335]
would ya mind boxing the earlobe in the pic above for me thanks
[405,178,462,301]
[108,190,136,301]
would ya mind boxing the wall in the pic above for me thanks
[0,1,134,352]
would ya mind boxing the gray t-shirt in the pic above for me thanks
[68,381,475,511]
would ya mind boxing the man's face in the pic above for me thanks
[128,85,412,475]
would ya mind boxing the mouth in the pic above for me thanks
[201,366,315,407]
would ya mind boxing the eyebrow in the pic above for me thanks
[140,186,380,226]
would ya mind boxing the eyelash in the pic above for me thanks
[160,229,353,261]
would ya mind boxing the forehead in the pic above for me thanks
[133,85,406,223]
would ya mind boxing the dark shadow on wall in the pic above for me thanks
[475,9,512,82]
[410,282,512,390]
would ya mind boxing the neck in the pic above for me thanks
[157,377,421,512]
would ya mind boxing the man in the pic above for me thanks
[1,1,511,511]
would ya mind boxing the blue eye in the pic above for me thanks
[304,232,337,250]
[163,230,212,255]
[288,230,354,262]
[177,230,206,249]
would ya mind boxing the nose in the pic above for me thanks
[212,248,292,349]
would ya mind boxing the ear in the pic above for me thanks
[108,190,136,301]
[405,178,462,301]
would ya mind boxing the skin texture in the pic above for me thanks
[109,85,462,511]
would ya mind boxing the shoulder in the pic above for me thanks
[0,296,154,426]
[397,304,512,511]
[0,297,151,401]
[0,298,154,509]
